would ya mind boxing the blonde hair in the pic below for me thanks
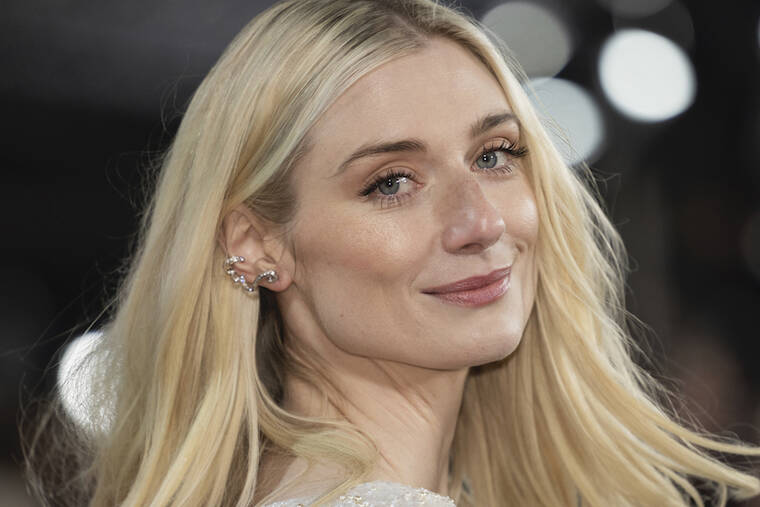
[23,0,760,505]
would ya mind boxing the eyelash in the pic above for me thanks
[358,140,529,207]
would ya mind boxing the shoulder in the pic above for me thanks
[262,480,456,506]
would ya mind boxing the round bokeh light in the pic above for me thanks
[481,1,573,78]
[526,77,605,166]
[599,29,696,122]
[57,330,113,433]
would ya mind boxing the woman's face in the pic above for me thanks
[278,37,539,369]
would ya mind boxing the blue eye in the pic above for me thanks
[475,140,528,172]
[360,170,413,198]
[377,173,409,196]
[477,151,500,169]
[358,140,528,208]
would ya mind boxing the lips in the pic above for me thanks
[422,267,511,294]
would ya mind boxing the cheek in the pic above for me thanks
[297,209,420,274]
[290,200,431,322]
[290,205,431,357]
[497,179,539,313]
[505,179,539,246]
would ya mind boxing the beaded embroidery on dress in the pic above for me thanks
[262,480,456,506]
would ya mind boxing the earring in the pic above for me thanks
[224,256,278,293]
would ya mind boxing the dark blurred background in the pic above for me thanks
[2,0,759,504]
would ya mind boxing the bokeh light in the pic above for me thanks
[597,0,673,19]
[57,330,112,433]
[481,1,572,78]
[526,78,605,166]
[599,29,696,122]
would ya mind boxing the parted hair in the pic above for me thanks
[23,0,760,505]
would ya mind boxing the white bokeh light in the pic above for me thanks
[526,78,605,166]
[599,29,696,122]
[57,330,113,434]
[481,1,573,78]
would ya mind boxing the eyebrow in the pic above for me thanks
[329,110,521,178]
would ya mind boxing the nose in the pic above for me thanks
[440,176,506,254]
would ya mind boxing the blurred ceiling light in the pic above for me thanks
[597,0,673,18]
[526,77,605,166]
[481,1,573,78]
[57,330,113,434]
[598,29,696,122]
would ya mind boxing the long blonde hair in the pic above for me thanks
[23,0,760,505]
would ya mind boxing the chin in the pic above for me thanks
[469,329,524,367]
[423,334,522,370]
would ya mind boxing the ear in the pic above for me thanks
[218,203,294,293]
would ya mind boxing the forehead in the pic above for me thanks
[306,37,513,161]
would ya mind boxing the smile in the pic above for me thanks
[423,270,510,307]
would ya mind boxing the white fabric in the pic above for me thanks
[262,480,456,506]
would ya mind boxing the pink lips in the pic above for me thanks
[422,267,511,307]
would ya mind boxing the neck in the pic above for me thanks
[279,339,469,497]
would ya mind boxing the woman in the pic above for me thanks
[24,0,760,505]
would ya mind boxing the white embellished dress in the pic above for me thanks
[262,480,456,506]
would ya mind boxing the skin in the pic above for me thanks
[222,37,539,500]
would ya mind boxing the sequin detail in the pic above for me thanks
[263,480,456,506]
